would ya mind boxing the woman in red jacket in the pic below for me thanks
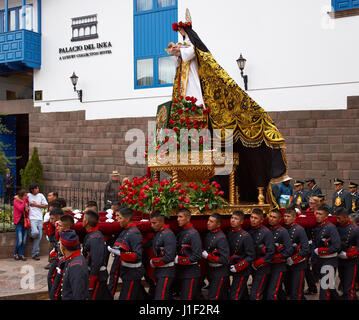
[13,189,29,261]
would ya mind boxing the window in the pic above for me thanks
[332,0,359,11]
[0,5,33,33]
[330,0,359,18]
[134,0,178,89]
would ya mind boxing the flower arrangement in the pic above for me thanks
[118,176,227,218]
[172,21,191,32]
[144,96,211,159]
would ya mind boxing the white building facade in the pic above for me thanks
[33,0,359,120]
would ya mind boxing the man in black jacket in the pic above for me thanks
[175,208,202,300]
[82,210,112,300]
[202,213,230,300]
[227,211,255,300]
[149,210,176,300]
[248,208,275,300]
[59,230,88,300]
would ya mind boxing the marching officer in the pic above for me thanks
[293,180,309,210]
[332,178,352,213]
[175,208,202,300]
[336,207,359,300]
[305,178,322,197]
[149,210,177,300]
[59,230,89,300]
[313,205,341,300]
[108,207,145,300]
[349,182,359,213]
[202,212,230,300]
[82,210,112,300]
[283,208,310,300]
[248,208,275,300]
[267,209,293,300]
[227,211,255,300]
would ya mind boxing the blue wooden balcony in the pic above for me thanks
[0,29,41,72]
[0,0,41,74]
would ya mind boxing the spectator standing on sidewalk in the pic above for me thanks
[13,189,29,261]
[28,182,48,260]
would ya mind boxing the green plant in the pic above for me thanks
[20,147,43,190]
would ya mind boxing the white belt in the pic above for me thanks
[319,253,338,259]
[158,262,175,268]
[121,261,142,268]
[208,262,223,268]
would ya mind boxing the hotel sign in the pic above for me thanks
[58,14,113,61]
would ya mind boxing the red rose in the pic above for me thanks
[169,187,175,192]
[179,204,184,209]
[185,96,191,101]
[169,119,174,125]
[172,23,178,31]
[202,179,209,184]
[184,198,190,203]
[173,98,178,103]
[173,127,179,133]
[192,106,197,112]
[178,109,183,115]
[205,204,210,211]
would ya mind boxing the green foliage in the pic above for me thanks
[20,147,43,190]
[0,116,12,175]
[0,205,15,232]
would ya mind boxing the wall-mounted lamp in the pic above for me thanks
[236,53,248,91]
[70,71,83,102]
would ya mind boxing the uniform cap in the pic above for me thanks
[305,178,316,184]
[333,178,344,185]
[349,182,358,188]
[60,229,79,247]
[294,180,304,186]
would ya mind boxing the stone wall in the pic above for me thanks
[28,96,359,201]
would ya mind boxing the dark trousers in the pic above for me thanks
[108,256,121,297]
[305,258,319,291]
[267,264,286,300]
[180,277,200,300]
[207,270,229,300]
[119,279,145,300]
[230,272,249,300]
[89,272,112,300]
[154,276,174,300]
[338,263,358,300]
[318,258,339,300]
[250,268,269,300]
[285,262,306,300]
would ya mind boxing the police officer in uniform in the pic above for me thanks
[82,210,112,300]
[283,208,310,300]
[227,211,255,300]
[349,182,359,213]
[202,212,230,300]
[267,209,293,300]
[336,207,359,300]
[332,178,352,213]
[293,180,309,210]
[305,178,322,197]
[175,208,202,300]
[59,230,89,300]
[313,205,341,300]
[108,207,145,300]
[149,210,176,300]
[248,208,275,300]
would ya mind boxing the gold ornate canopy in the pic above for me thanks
[195,48,286,150]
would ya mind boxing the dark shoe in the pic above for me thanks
[304,288,317,295]
[19,255,27,261]
[44,263,52,269]
[32,255,40,261]
[14,254,20,260]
